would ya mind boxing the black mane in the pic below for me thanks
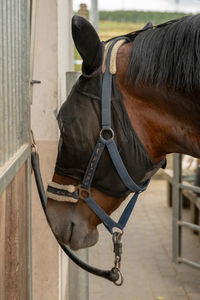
[127,15,200,94]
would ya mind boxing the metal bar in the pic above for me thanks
[0,0,3,166]
[178,257,200,270]
[30,0,37,104]
[172,154,200,272]
[179,183,200,194]
[11,0,17,154]
[21,0,30,144]
[172,154,182,263]
[25,1,32,297]
[178,220,200,232]
[15,0,20,150]
[7,0,13,158]
[14,0,19,152]
[68,249,89,300]
[90,0,99,32]
[25,0,31,144]
[2,0,9,162]
[18,0,23,147]
[0,144,30,197]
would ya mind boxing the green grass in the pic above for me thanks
[74,47,81,60]
[74,63,81,72]
[99,20,144,40]
[73,21,144,71]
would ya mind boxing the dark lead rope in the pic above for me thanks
[31,150,120,283]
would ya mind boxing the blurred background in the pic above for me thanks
[73,0,200,70]
[73,0,199,13]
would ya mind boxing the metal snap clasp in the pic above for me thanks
[77,185,91,200]
[112,267,124,286]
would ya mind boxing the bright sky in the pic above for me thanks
[73,0,200,13]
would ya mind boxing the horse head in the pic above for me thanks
[46,15,200,250]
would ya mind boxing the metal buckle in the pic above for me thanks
[77,185,91,200]
[100,127,114,141]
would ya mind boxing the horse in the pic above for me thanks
[45,14,200,252]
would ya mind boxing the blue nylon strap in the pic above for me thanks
[117,192,139,228]
[84,196,120,233]
[103,138,149,192]
[101,71,112,128]
[84,192,139,234]
[101,37,128,128]
[82,138,105,189]
[80,136,146,233]
[79,37,151,235]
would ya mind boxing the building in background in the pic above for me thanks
[78,3,89,19]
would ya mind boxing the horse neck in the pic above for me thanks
[117,44,200,162]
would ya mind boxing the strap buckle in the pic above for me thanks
[100,127,114,142]
[77,185,91,200]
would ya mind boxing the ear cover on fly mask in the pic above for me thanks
[71,15,103,75]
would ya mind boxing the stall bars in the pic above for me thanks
[172,154,200,270]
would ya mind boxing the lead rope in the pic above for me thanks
[30,130,123,285]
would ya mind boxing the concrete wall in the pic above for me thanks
[31,0,73,299]
[58,0,73,104]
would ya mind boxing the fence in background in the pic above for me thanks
[172,154,200,270]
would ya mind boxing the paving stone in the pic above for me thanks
[89,180,200,300]
[187,293,200,300]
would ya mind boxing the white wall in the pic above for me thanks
[58,0,73,105]
[31,0,73,299]
[57,2,73,299]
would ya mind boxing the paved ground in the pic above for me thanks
[89,180,200,300]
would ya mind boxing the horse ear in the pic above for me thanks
[72,15,102,75]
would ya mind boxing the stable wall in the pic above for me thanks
[31,0,73,299]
